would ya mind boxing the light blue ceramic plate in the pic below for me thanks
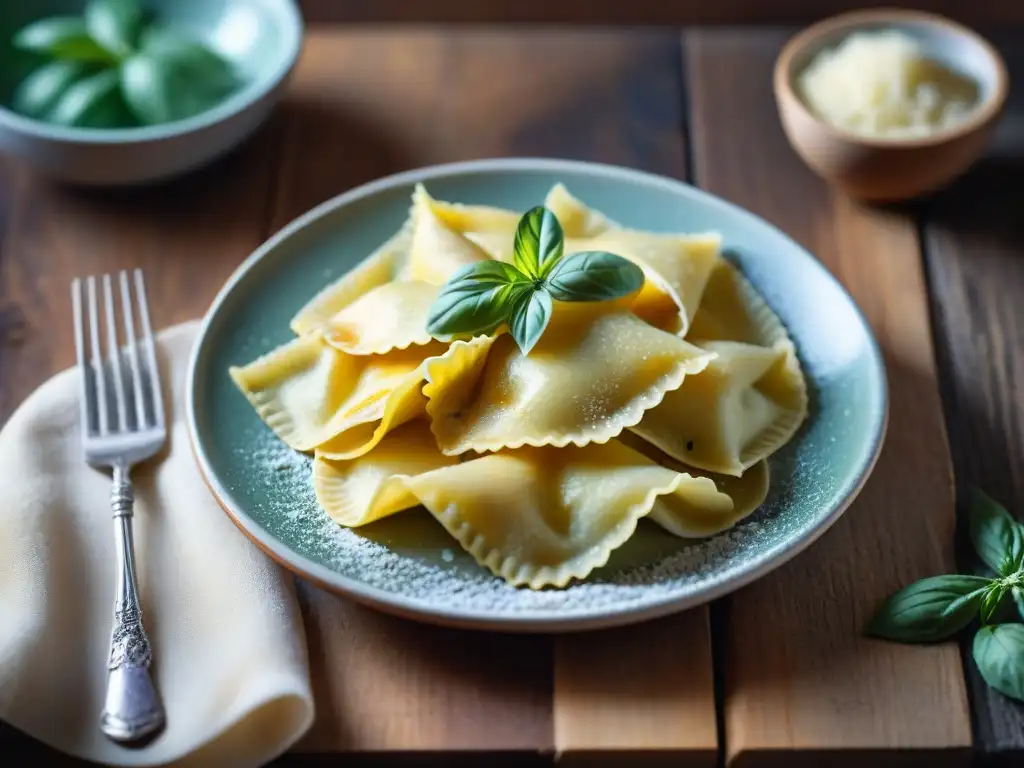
[187,158,888,632]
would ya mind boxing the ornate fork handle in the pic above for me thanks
[100,465,165,743]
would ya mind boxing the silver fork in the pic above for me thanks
[72,270,166,744]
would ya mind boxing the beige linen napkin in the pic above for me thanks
[0,321,314,766]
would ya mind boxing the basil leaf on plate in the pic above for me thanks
[513,206,563,279]
[426,262,528,338]
[509,288,552,355]
[545,250,645,302]
[47,68,133,128]
[867,573,992,643]
[446,260,529,286]
[970,489,1024,576]
[11,60,91,119]
[85,0,142,59]
[973,624,1024,702]
[121,26,238,125]
[13,17,116,63]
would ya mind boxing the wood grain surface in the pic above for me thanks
[922,34,1024,759]
[554,615,717,766]
[685,28,974,767]
[297,0,1024,25]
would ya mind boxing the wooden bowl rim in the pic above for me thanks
[773,7,1009,149]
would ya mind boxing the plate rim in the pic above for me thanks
[185,156,889,633]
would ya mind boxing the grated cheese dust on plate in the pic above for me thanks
[236,426,779,616]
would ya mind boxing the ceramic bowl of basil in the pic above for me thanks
[0,0,302,186]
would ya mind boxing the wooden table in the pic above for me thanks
[2,23,1023,767]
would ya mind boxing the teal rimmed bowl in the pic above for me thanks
[0,0,302,185]
[187,158,888,632]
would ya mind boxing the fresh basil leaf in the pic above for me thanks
[85,0,142,59]
[509,288,552,355]
[973,624,1024,702]
[121,26,239,125]
[47,68,134,128]
[970,489,1024,576]
[139,25,238,88]
[513,206,564,279]
[11,61,91,119]
[866,574,992,643]
[545,251,645,302]
[981,583,1009,625]
[426,262,528,337]
[445,260,529,286]
[12,18,116,63]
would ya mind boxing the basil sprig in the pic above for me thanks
[868,489,1024,702]
[10,0,239,129]
[426,205,645,354]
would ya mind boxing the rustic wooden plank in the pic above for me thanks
[922,33,1024,760]
[295,592,553,752]
[554,615,717,767]
[275,28,718,759]
[685,29,973,767]
[297,0,1023,26]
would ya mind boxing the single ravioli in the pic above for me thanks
[462,183,611,259]
[538,184,723,336]
[290,185,492,334]
[630,339,807,476]
[545,182,612,237]
[401,184,494,284]
[312,420,458,527]
[423,301,716,455]
[649,459,769,538]
[617,432,770,537]
[229,333,446,457]
[402,439,730,589]
[688,257,787,346]
[290,223,412,336]
[323,280,439,355]
[424,193,522,239]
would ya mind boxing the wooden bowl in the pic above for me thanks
[773,9,1008,201]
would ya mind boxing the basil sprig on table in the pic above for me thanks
[11,0,239,129]
[868,490,1024,702]
[426,205,645,354]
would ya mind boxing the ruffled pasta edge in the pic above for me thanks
[427,471,725,589]
[421,336,716,456]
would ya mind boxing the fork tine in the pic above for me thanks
[71,278,93,435]
[134,269,164,429]
[120,271,147,429]
[87,276,110,435]
[103,274,128,432]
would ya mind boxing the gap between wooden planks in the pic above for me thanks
[685,29,973,767]
[278,29,719,762]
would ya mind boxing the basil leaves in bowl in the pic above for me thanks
[0,0,302,185]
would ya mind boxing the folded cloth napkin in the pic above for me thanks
[0,321,314,767]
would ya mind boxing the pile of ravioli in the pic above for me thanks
[230,183,808,589]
